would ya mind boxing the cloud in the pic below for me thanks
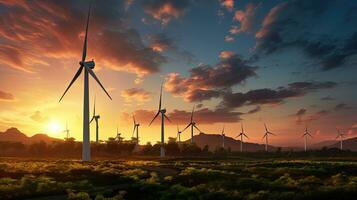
[321,95,334,101]
[142,0,194,25]
[0,0,166,77]
[295,108,307,116]
[123,107,242,125]
[0,90,14,100]
[30,111,47,122]
[219,0,234,11]
[296,109,329,125]
[220,81,338,109]
[148,33,195,63]
[224,36,235,42]
[232,3,257,34]
[165,55,257,102]
[246,106,261,114]
[254,0,357,70]
[335,103,350,110]
[121,88,151,103]
[219,51,235,59]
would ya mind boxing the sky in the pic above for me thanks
[0,0,357,147]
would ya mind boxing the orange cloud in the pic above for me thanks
[219,51,235,59]
[232,3,257,34]
[0,1,165,77]
[121,88,151,103]
[219,0,234,11]
[0,90,14,101]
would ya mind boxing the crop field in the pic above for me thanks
[1,157,357,200]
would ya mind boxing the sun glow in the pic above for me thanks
[47,120,61,136]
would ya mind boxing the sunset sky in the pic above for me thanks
[0,0,357,147]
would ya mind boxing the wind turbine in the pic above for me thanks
[177,125,182,144]
[236,123,249,152]
[301,126,313,152]
[90,97,100,144]
[221,125,225,148]
[64,122,70,140]
[262,123,276,152]
[132,115,140,144]
[336,129,345,150]
[182,105,201,144]
[59,3,112,161]
[149,83,171,157]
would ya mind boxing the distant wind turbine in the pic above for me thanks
[182,105,202,144]
[301,126,312,152]
[177,125,182,144]
[59,3,112,161]
[221,125,225,148]
[336,129,345,150]
[132,115,140,144]
[149,83,171,157]
[64,122,70,140]
[262,123,276,152]
[90,97,100,144]
[236,123,249,152]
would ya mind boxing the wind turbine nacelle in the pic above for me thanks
[84,60,95,69]
[97,115,100,119]
[192,122,196,125]
[161,108,167,113]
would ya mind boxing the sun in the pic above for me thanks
[47,120,61,136]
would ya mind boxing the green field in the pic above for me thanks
[1,157,357,200]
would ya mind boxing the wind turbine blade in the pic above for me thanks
[194,124,201,133]
[243,133,249,139]
[221,125,225,134]
[86,66,112,100]
[262,133,267,140]
[177,125,179,133]
[164,114,171,123]
[182,123,191,132]
[93,96,96,116]
[133,115,136,124]
[59,66,83,102]
[264,123,268,132]
[149,111,160,126]
[90,116,95,123]
[190,105,195,123]
[82,3,91,62]
[158,83,163,111]
[241,123,244,133]
[268,132,276,136]
[133,125,136,136]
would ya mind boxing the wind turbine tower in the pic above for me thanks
[221,126,225,148]
[262,123,276,152]
[90,97,100,144]
[177,125,182,143]
[182,105,201,144]
[236,123,249,152]
[59,3,112,161]
[64,122,70,140]
[149,83,171,157]
[336,129,345,150]
[133,115,140,144]
[302,127,313,152]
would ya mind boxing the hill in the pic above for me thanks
[183,132,279,152]
[0,127,62,144]
[328,137,357,151]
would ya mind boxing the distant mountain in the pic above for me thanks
[328,137,357,151]
[311,140,338,149]
[183,133,279,152]
[0,127,62,144]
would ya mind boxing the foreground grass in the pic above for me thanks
[0,157,357,199]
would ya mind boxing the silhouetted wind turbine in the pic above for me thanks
[221,125,225,148]
[132,115,140,144]
[336,129,345,150]
[64,122,70,140]
[302,126,312,152]
[236,123,248,152]
[177,125,182,144]
[182,105,201,144]
[262,123,276,152]
[90,97,100,144]
[149,83,171,157]
[59,3,112,161]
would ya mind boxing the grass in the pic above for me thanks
[0,157,357,199]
